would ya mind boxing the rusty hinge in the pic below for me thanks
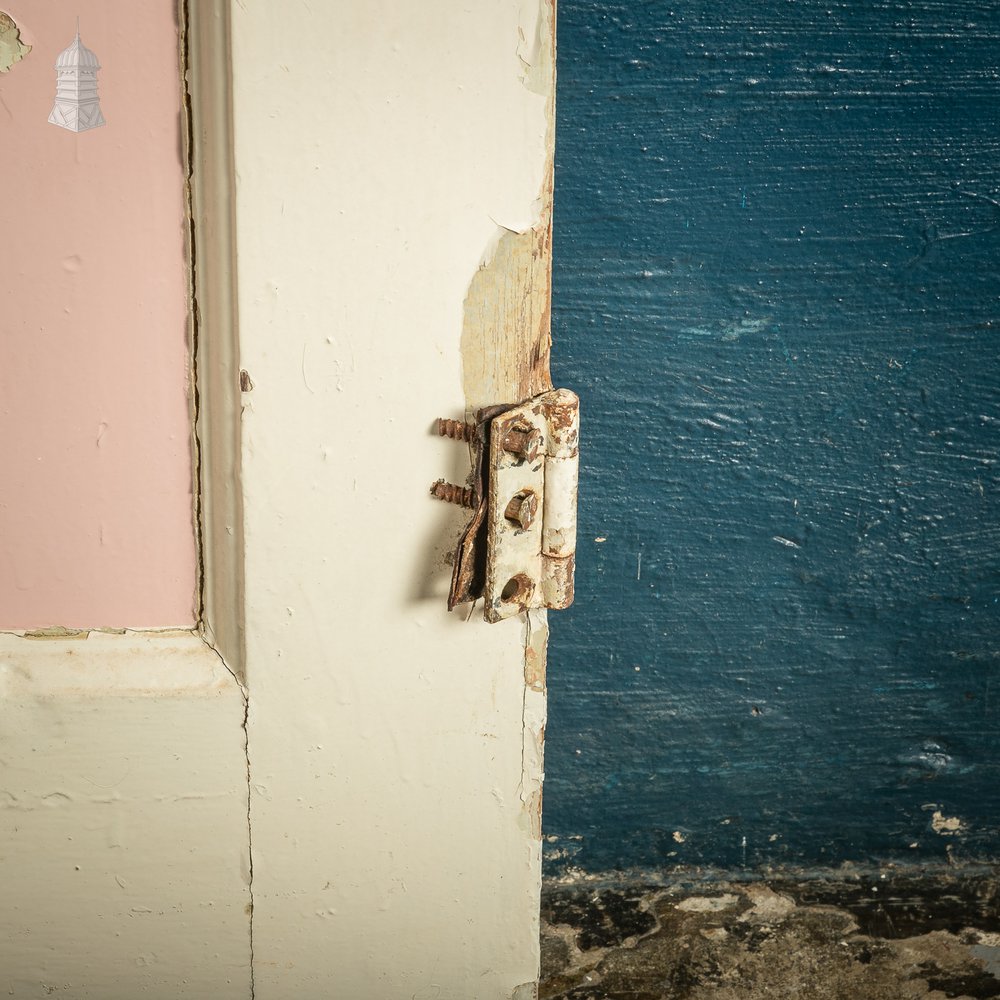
[431,389,579,623]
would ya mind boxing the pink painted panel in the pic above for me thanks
[0,2,197,628]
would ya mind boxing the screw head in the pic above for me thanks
[504,490,539,530]
[501,423,544,463]
[500,573,535,605]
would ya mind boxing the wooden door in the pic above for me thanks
[1,2,557,997]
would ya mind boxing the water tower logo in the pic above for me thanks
[48,23,106,132]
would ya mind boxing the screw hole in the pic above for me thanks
[501,574,534,605]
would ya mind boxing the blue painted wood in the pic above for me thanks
[546,0,1000,873]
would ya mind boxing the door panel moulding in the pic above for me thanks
[182,0,256,990]
[183,0,245,681]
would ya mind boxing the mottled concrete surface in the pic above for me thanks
[541,870,1000,999]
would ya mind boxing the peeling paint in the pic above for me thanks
[22,626,91,641]
[524,609,549,693]
[675,894,740,913]
[517,0,555,97]
[0,12,29,73]
[453,0,556,901]
[461,225,553,415]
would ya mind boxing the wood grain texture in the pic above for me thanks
[460,0,556,412]
[545,0,1000,872]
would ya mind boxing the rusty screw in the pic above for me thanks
[436,418,476,443]
[504,490,539,530]
[501,423,544,463]
[430,479,475,509]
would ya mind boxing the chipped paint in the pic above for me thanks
[461,225,553,414]
[21,625,91,641]
[931,810,966,836]
[675,894,740,913]
[0,11,29,73]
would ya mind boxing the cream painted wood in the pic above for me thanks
[0,3,552,996]
[0,632,251,998]
[230,1,552,997]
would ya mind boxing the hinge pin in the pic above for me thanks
[436,418,476,443]
[430,479,475,508]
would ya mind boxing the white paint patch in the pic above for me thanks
[930,810,966,835]
[676,894,740,913]
[969,934,1000,979]
[737,885,797,923]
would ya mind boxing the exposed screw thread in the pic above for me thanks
[437,418,476,443]
[430,480,474,508]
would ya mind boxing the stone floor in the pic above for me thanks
[540,869,1000,999]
